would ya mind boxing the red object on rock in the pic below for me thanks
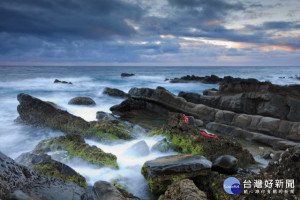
[200,131,220,140]
[181,114,189,124]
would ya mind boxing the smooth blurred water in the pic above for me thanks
[0,66,299,199]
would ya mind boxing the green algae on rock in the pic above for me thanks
[17,93,132,141]
[141,154,212,195]
[15,152,87,188]
[33,134,118,168]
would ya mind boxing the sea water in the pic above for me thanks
[0,66,299,199]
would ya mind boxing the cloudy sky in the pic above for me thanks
[0,0,299,66]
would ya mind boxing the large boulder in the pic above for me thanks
[103,88,130,98]
[92,181,139,200]
[0,151,86,200]
[125,140,150,157]
[33,134,118,168]
[17,93,132,140]
[68,97,96,105]
[211,155,238,175]
[141,154,212,195]
[15,152,87,187]
[162,179,207,200]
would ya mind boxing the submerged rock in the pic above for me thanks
[103,87,130,98]
[141,154,212,195]
[15,152,87,188]
[68,96,96,105]
[162,179,207,200]
[54,79,72,84]
[17,93,132,140]
[212,155,238,175]
[96,111,120,123]
[33,134,118,168]
[125,140,150,157]
[151,138,170,153]
[121,73,135,77]
[0,151,86,200]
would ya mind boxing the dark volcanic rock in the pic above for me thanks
[0,151,85,200]
[125,140,150,157]
[54,79,72,84]
[103,87,130,98]
[17,93,132,140]
[170,75,259,84]
[15,152,87,187]
[141,154,212,195]
[212,155,238,175]
[121,73,135,77]
[68,96,96,105]
[162,179,207,200]
[125,87,300,142]
[96,111,120,123]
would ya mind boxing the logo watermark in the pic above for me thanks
[223,177,242,194]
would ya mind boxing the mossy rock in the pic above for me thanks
[141,154,212,195]
[33,134,118,168]
[15,152,87,188]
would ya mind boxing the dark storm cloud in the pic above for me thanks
[0,0,143,39]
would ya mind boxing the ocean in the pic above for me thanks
[0,65,299,199]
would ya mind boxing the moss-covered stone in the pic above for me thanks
[33,134,118,168]
[34,163,87,188]
[15,152,87,188]
[141,154,212,195]
[17,93,132,141]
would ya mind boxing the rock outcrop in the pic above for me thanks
[103,87,130,98]
[15,152,87,187]
[151,138,170,153]
[162,179,207,200]
[0,151,86,200]
[152,113,255,167]
[54,79,72,84]
[121,73,135,77]
[115,87,300,145]
[170,75,259,84]
[33,134,118,168]
[179,82,300,122]
[17,93,132,140]
[68,96,96,105]
[141,154,212,195]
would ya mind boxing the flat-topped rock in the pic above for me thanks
[141,154,211,195]
[103,87,130,98]
[121,73,135,77]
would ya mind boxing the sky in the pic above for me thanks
[0,0,299,66]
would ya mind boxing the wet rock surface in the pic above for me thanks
[125,140,150,157]
[17,93,132,140]
[121,73,135,77]
[54,79,72,84]
[103,87,130,98]
[212,155,238,175]
[0,151,86,200]
[141,154,212,195]
[33,134,118,168]
[68,96,96,105]
[162,179,207,200]
[15,152,86,187]
[151,138,170,153]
